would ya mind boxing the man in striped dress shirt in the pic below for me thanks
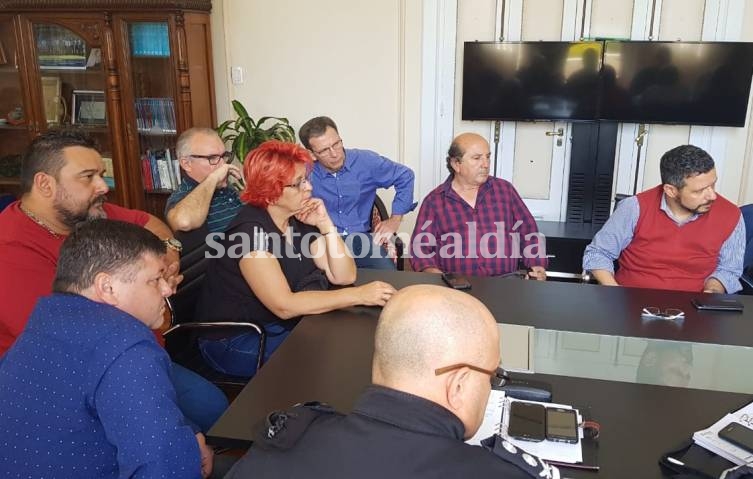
[166,127,243,234]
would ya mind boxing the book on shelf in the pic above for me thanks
[101,156,115,188]
[35,25,87,69]
[130,23,170,57]
[135,98,176,134]
[140,148,181,192]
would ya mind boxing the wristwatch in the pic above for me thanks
[163,237,183,253]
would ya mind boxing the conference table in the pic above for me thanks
[207,270,753,478]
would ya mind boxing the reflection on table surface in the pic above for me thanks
[508,325,753,394]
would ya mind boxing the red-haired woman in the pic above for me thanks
[196,140,396,376]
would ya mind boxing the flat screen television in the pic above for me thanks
[600,41,753,126]
[462,41,604,122]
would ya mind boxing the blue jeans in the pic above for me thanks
[199,322,291,377]
[347,233,396,270]
[171,362,228,432]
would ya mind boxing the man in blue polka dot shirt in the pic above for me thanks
[0,220,212,478]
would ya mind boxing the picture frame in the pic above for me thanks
[72,90,106,126]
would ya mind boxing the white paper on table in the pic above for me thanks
[500,398,584,464]
[693,413,753,465]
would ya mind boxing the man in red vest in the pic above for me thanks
[583,145,745,293]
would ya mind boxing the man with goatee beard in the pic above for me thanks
[584,144,745,293]
[0,130,228,433]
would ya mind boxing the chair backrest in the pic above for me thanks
[370,194,389,228]
[742,204,753,270]
[369,194,405,270]
[173,226,211,324]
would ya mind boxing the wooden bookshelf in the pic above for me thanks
[0,0,216,219]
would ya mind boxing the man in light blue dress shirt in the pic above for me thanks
[299,116,416,269]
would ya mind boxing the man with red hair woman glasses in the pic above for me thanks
[196,141,396,376]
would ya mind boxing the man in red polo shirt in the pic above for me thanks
[583,144,745,293]
[0,130,227,433]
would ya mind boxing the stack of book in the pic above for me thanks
[35,25,87,69]
[130,23,170,57]
[693,402,753,465]
[135,98,176,134]
[140,148,181,192]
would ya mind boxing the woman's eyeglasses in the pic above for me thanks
[188,151,233,165]
[284,176,311,191]
[641,307,685,320]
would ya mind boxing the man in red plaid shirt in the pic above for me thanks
[410,133,547,278]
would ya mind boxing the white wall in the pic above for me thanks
[212,0,423,232]
[211,0,753,232]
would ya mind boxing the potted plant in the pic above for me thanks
[216,99,296,164]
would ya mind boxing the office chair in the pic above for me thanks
[163,226,266,393]
[740,204,753,294]
[371,195,405,270]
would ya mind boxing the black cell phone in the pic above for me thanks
[507,401,546,442]
[545,407,579,443]
[441,272,471,290]
[691,297,744,312]
[718,422,753,454]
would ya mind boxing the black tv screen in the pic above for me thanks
[462,41,604,121]
[601,41,753,126]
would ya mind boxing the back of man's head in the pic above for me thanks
[659,144,715,188]
[298,116,338,150]
[53,219,165,294]
[373,284,500,438]
[21,129,97,193]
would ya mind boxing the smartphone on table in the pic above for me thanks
[507,401,546,442]
[545,407,579,444]
[441,272,471,290]
[691,297,744,312]
[718,422,753,454]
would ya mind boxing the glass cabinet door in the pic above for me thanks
[0,16,30,196]
[125,21,180,205]
[32,22,115,189]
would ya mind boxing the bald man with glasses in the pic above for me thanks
[165,127,243,234]
[226,285,558,479]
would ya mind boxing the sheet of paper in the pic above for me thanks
[465,392,584,464]
[693,413,753,465]
[501,398,584,464]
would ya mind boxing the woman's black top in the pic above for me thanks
[196,205,327,330]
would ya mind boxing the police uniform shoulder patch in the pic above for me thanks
[253,401,341,451]
[480,435,561,479]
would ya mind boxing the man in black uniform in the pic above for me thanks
[226,285,559,478]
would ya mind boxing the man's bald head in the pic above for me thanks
[373,285,500,438]
[446,133,491,179]
[373,284,499,388]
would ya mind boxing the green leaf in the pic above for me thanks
[235,133,249,163]
[217,100,297,164]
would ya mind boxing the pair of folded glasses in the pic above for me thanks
[641,307,685,320]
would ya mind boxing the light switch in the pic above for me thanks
[231,66,244,85]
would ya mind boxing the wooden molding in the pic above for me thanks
[0,0,212,12]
